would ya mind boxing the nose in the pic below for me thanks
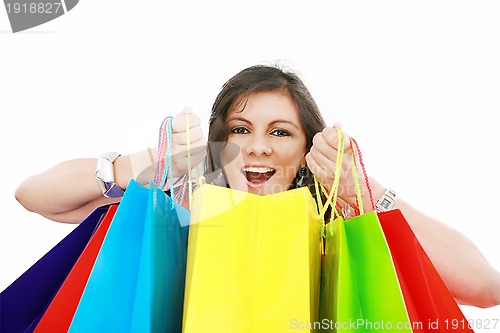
[244,136,272,156]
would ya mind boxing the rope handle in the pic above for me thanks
[153,116,192,206]
[350,144,364,215]
[153,116,179,208]
[154,116,173,190]
[349,137,375,211]
[185,113,204,210]
[314,127,345,238]
[314,131,368,226]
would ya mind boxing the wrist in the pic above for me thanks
[95,152,125,198]
[375,189,397,212]
[118,148,158,187]
[114,154,132,190]
[363,176,387,212]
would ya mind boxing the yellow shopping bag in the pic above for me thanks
[182,184,322,332]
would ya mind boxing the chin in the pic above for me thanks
[249,183,289,196]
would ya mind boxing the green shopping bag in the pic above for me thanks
[319,215,362,330]
[320,214,413,332]
[317,130,412,332]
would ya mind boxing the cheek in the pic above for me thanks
[220,148,248,192]
[276,148,306,181]
[221,143,243,169]
[220,142,242,167]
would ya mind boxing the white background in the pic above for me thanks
[1,0,499,328]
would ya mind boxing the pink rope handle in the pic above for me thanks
[349,137,376,211]
[154,116,173,188]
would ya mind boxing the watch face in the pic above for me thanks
[380,198,391,209]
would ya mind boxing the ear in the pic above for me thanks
[300,156,307,168]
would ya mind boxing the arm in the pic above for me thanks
[306,125,500,308]
[15,107,206,224]
[15,150,155,224]
[369,177,500,308]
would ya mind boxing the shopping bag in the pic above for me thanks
[182,184,322,333]
[130,182,190,333]
[68,115,191,332]
[33,204,118,332]
[378,210,475,332]
[0,204,112,333]
[320,213,413,332]
[318,130,412,332]
[347,136,475,332]
[68,179,189,333]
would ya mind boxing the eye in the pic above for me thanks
[230,126,249,135]
[271,128,291,137]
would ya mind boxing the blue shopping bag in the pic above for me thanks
[68,179,190,333]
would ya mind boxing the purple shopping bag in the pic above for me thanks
[0,205,111,333]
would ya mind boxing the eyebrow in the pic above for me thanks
[227,116,300,130]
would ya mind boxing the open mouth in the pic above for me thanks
[241,166,276,188]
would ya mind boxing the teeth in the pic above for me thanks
[242,167,274,173]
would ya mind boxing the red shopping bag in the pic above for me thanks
[33,204,118,333]
[350,137,474,332]
[378,210,474,332]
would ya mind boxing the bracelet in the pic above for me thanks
[375,189,397,212]
[95,151,125,198]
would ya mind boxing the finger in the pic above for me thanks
[172,139,207,157]
[305,152,334,190]
[321,127,351,152]
[172,111,201,132]
[171,150,207,176]
[171,127,204,145]
[309,145,337,179]
[332,123,353,142]
[172,114,201,132]
[312,132,338,161]
[171,148,207,164]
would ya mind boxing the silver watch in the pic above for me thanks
[95,151,125,198]
[375,189,397,212]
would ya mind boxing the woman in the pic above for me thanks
[15,64,500,308]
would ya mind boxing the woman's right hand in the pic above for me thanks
[170,107,207,177]
[15,106,207,224]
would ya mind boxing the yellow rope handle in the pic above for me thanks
[315,128,365,221]
[186,114,193,210]
[319,183,341,220]
[319,127,345,219]
[184,113,205,210]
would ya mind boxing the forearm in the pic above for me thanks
[15,149,157,223]
[365,177,500,308]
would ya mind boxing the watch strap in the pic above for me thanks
[95,151,125,198]
[375,188,397,212]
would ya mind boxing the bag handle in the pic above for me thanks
[185,114,203,209]
[154,116,173,189]
[153,116,189,208]
[154,117,175,207]
[184,113,203,210]
[349,137,376,211]
[153,113,203,209]
[313,127,345,238]
[314,131,368,226]
[318,127,345,218]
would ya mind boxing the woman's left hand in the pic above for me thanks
[305,124,362,207]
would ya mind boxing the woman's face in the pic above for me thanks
[220,91,307,195]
